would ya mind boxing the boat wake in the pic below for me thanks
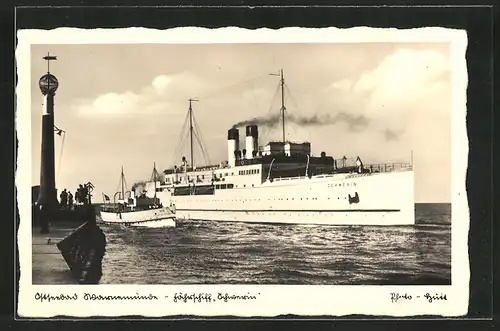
[127,218,177,228]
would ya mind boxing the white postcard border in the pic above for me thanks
[16,27,469,318]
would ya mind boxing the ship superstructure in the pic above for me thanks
[143,70,415,226]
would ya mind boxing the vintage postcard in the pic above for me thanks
[16,27,469,318]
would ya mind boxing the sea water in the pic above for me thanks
[98,203,451,285]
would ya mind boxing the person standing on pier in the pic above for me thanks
[68,191,74,210]
[77,184,84,204]
[75,186,81,206]
[60,189,68,208]
[82,184,89,205]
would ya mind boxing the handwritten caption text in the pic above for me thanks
[390,292,447,303]
[34,292,261,304]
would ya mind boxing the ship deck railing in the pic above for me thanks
[311,174,335,179]
[100,203,123,213]
[163,164,226,175]
[273,176,309,182]
[364,162,413,173]
[271,162,412,182]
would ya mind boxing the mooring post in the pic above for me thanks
[39,206,50,234]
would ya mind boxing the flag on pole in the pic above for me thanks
[54,125,65,136]
[103,193,110,201]
[356,156,364,172]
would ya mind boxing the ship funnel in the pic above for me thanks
[227,128,239,167]
[245,125,259,159]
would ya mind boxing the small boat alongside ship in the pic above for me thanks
[100,165,176,228]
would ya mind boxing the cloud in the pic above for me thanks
[87,91,141,115]
[240,48,451,149]
[331,48,452,202]
[152,75,173,94]
[73,74,179,117]
[322,48,451,135]
[72,70,258,118]
[354,49,449,93]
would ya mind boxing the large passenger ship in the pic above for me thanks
[142,70,415,226]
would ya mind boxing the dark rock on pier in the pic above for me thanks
[56,218,106,284]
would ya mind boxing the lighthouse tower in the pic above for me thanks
[36,53,59,232]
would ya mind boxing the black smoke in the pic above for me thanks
[131,181,147,192]
[232,112,370,132]
[232,113,281,129]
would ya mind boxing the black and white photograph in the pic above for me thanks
[16,27,469,317]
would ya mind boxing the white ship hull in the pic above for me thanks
[175,210,410,226]
[155,169,415,226]
[100,207,176,228]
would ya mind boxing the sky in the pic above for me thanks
[30,43,452,203]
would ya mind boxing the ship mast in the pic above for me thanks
[120,166,125,200]
[280,69,285,143]
[153,162,157,199]
[188,98,198,169]
[270,69,286,143]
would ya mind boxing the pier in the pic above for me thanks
[32,222,83,284]
[32,206,106,284]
